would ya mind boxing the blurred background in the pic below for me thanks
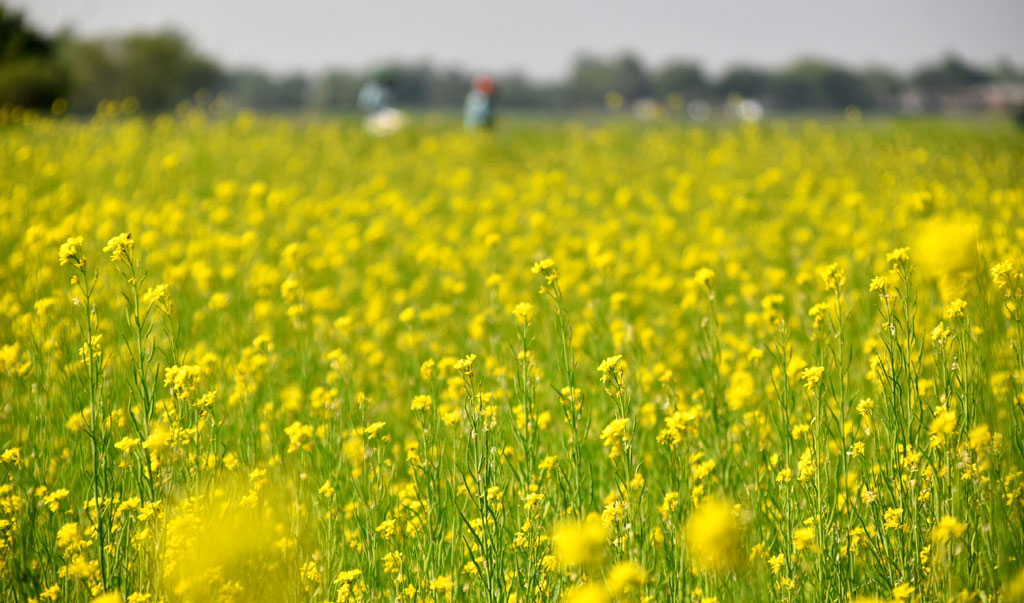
[2,0,1023,119]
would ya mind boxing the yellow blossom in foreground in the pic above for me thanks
[141,424,171,453]
[102,232,134,262]
[552,514,607,568]
[892,582,914,601]
[969,424,991,451]
[1005,566,1024,602]
[512,302,535,324]
[566,583,611,603]
[793,525,816,552]
[685,499,744,572]
[886,247,910,266]
[929,408,957,447]
[800,366,824,392]
[410,394,432,411]
[1,447,21,467]
[599,417,630,459]
[605,560,647,596]
[695,267,715,288]
[818,262,846,291]
[429,574,453,592]
[597,354,627,397]
[58,236,85,267]
[932,515,967,542]
[284,421,314,453]
[114,436,140,454]
[884,507,904,530]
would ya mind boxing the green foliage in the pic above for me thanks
[65,31,221,113]
[0,6,67,109]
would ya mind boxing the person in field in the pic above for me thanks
[356,69,395,114]
[463,76,497,130]
[357,69,407,136]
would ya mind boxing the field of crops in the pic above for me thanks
[2,107,1024,602]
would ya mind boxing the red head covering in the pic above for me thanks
[474,76,496,95]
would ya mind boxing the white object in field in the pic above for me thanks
[736,99,764,122]
[687,99,711,122]
[632,98,662,121]
[364,108,408,136]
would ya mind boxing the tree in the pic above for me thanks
[120,31,221,110]
[717,65,769,98]
[769,59,875,110]
[860,66,904,110]
[567,54,615,106]
[498,72,559,109]
[226,69,309,111]
[0,6,68,108]
[311,69,361,112]
[427,67,471,107]
[65,30,222,112]
[567,52,653,107]
[654,60,710,100]
[912,55,991,94]
[388,64,430,106]
[609,53,653,101]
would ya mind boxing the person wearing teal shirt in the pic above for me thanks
[464,76,497,130]
[357,69,396,116]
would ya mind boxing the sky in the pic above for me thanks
[13,0,1024,79]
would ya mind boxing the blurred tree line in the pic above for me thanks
[2,4,1022,115]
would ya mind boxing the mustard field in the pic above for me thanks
[2,107,1024,603]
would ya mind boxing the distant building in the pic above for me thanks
[960,82,1024,111]
[901,82,1024,114]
